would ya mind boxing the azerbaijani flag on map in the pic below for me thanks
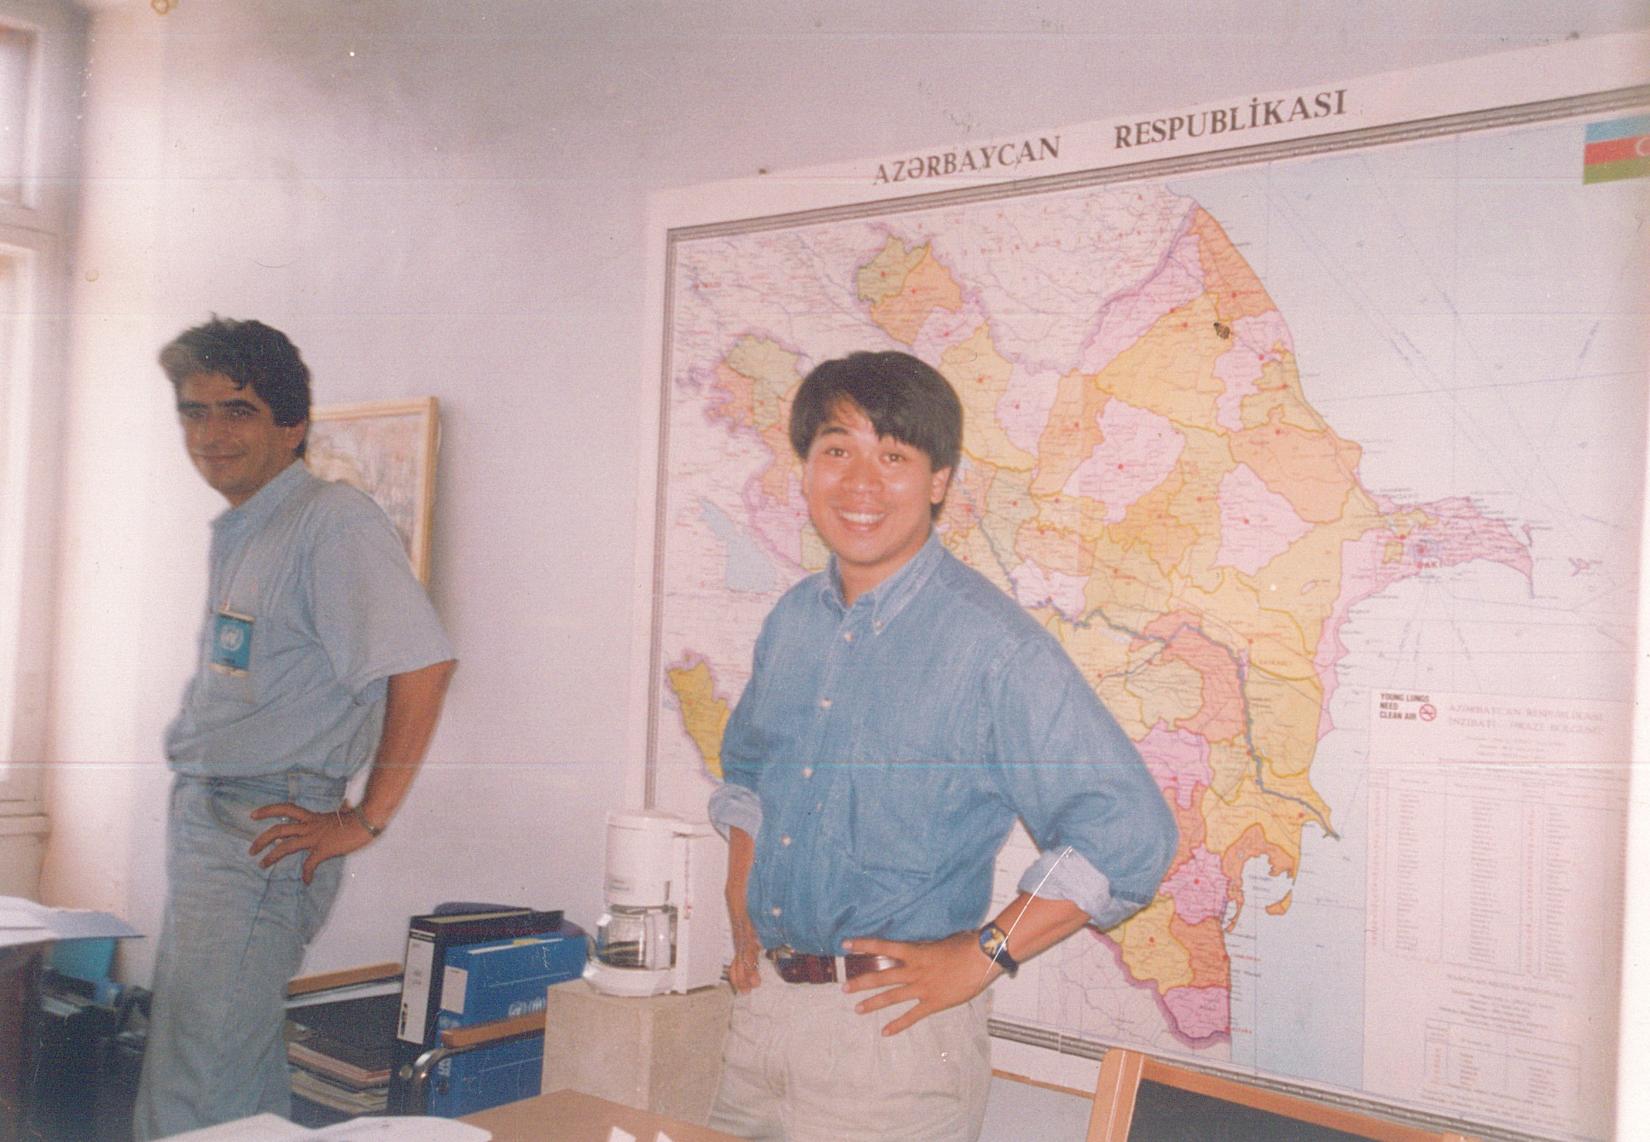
[1583,114,1650,184]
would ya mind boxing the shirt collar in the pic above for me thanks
[820,530,945,630]
[211,459,308,534]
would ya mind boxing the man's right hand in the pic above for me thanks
[726,827,762,993]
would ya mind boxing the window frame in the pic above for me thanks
[0,1,84,817]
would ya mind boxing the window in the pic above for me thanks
[0,5,81,814]
[0,24,30,205]
[0,244,45,805]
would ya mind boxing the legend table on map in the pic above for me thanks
[1362,690,1627,1138]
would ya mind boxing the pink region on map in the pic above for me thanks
[1008,561,1090,620]
[996,364,1065,454]
[1063,399,1184,522]
[1138,722,1212,810]
[1161,985,1229,1044]
[1214,464,1313,576]
[1212,310,1294,431]
[1076,234,1204,376]
[1160,847,1228,926]
[1407,497,1536,581]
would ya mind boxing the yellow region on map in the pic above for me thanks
[665,659,731,781]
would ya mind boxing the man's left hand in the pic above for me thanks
[249,802,375,885]
[841,931,1000,1037]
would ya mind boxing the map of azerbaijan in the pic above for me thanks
[656,183,1532,1045]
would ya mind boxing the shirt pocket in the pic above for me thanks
[843,760,968,877]
[203,665,258,706]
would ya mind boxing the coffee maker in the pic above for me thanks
[584,810,730,996]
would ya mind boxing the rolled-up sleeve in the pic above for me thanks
[707,622,770,842]
[989,635,1178,930]
[708,782,762,841]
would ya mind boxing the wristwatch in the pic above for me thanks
[977,922,1019,977]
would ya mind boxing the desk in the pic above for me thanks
[0,945,40,1136]
[462,1088,738,1141]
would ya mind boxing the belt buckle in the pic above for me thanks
[766,946,835,984]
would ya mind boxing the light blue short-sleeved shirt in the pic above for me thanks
[709,532,1178,956]
[165,461,454,780]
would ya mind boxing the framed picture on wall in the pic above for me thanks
[305,397,439,582]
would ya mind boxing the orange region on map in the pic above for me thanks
[1218,823,1296,931]
[1118,897,1192,990]
[1138,613,1247,742]
[1170,911,1230,988]
[942,326,1037,471]
[1230,406,1364,525]
[857,239,964,345]
[1192,208,1274,323]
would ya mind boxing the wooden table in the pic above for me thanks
[462,1088,739,1141]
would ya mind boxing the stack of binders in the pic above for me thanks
[285,989,400,1123]
[388,907,587,1118]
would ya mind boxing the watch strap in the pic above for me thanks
[978,922,1019,978]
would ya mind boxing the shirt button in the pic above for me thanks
[819,698,832,709]
[843,631,854,642]
[770,907,782,917]
[802,768,813,779]
[781,835,792,846]
[873,620,884,633]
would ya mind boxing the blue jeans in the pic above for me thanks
[135,771,346,1139]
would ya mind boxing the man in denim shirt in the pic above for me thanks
[707,351,1177,1140]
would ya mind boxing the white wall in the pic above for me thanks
[37,0,1649,1003]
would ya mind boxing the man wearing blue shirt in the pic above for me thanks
[135,318,457,1138]
[708,351,1177,1140]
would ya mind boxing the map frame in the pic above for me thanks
[629,32,1650,1141]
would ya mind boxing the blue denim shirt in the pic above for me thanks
[709,532,1177,955]
[165,462,454,780]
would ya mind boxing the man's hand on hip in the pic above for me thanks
[249,801,375,885]
[841,931,1001,1036]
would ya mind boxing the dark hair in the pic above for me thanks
[789,351,962,517]
[159,317,312,457]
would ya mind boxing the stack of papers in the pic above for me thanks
[0,896,138,948]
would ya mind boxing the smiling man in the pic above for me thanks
[136,317,456,1137]
[706,351,1177,1141]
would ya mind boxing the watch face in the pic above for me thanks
[980,924,1017,976]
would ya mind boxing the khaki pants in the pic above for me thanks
[709,956,992,1142]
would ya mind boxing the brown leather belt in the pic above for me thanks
[765,947,901,984]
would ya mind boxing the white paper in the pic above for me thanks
[314,1117,490,1140]
[0,896,137,948]
[164,1114,312,1142]
[0,909,48,930]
